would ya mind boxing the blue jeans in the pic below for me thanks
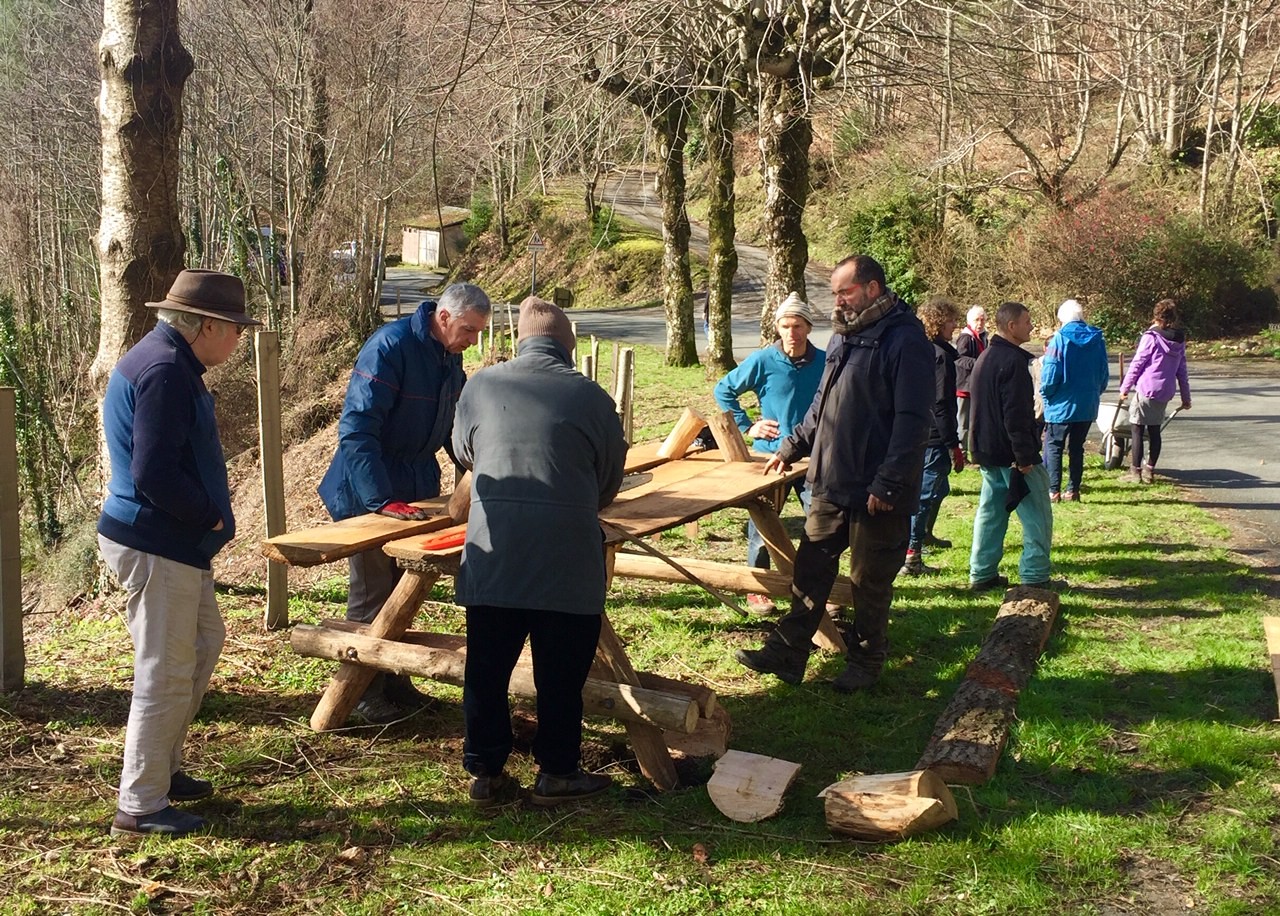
[747,480,811,568]
[908,445,951,549]
[1043,421,1090,494]
[969,464,1054,584]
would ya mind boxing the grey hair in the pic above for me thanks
[965,305,986,325]
[438,283,492,320]
[156,308,205,336]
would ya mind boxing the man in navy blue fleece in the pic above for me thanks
[318,282,491,723]
[713,292,824,613]
[99,270,261,837]
[736,255,934,692]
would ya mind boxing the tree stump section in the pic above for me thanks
[707,749,801,822]
[822,770,958,841]
[915,585,1061,784]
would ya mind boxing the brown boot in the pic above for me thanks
[1122,466,1142,483]
[1141,465,1155,484]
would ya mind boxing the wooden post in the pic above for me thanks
[581,353,595,379]
[610,341,620,392]
[614,347,635,443]
[571,320,578,364]
[0,389,22,692]
[1263,617,1280,718]
[656,408,707,460]
[255,331,288,630]
[590,336,600,382]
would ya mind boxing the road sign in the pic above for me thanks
[527,231,546,252]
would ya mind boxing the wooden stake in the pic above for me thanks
[614,347,635,442]
[0,389,22,692]
[822,770,958,841]
[590,336,600,382]
[705,409,752,462]
[255,331,288,630]
[1264,617,1280,718]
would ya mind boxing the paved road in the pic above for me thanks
[1153,361,1280,574]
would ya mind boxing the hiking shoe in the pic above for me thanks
[744,593,778,616]
[735,641,808,685]
[1122,467,1142,482]
[168,771,213,803]
[831,661,880,694]
[531,770,613,807]
[1064,490,1080,502]
[111,806,208,838]
[469,772,522,808]
[1049,491,1061,503]
[898,551,935,577]
[969,574,1009,593]
[350,691,404,725]
[923,534,952,549]
[383,673,438,713]
[1141,465,1155,484]
[1022,578,1069,591]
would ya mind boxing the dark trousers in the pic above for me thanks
[462,605,602,778]
[346,548,402,624]
[1044,421,1090,494]
[772,496,909,668]
[1132,424,1162,468]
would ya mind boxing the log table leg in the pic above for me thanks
[596,544,679,790]
[309,569,440,731]
[595,614,680,790]
[745,501,847,654]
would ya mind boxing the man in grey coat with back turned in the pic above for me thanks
[452,297,627,807]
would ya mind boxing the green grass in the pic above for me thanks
[3,343,1279,914]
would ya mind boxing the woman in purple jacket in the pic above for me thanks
[1119,299,1192,483]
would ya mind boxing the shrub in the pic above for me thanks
[590,205,621,249]
[1026,188,1277,341]
[463,194,493,239]
[844,185,938,303]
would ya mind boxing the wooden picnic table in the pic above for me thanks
[265,435,851,790]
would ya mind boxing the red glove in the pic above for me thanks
[951,446,966,473]
[378,500,430,521]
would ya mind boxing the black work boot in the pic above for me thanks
[735,638,809,685]
[531,770,613,806]
[469,772,523,808]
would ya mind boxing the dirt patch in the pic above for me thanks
[1094,852,1203,915]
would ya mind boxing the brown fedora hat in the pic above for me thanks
[146,269,263,325]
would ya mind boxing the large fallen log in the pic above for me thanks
[915,585,1061,784]
[822,770,958,841]
[292,623,701,733]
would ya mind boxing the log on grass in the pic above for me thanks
[1263,616,1280,718]
[822,770,958,841]
[915,585,1060,784]
[291,624,699,733]
[665,706,732,760]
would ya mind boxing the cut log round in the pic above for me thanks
[707,749,801,822]
[656,408,708,460]
[823,769,958,841]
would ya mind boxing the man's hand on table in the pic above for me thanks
[378,500,431,521]
[763,455,792,476]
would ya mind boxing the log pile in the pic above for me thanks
[914,585,1061,785]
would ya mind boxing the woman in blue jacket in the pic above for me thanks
[1040,299,1109,502]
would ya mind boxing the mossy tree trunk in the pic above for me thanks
[702,88,738,375]
[757,73,811,346]
[653,92,698,368]
[92,0,193,394]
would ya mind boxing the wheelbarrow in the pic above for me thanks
[1097,399,1185,470]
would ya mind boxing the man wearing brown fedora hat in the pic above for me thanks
[318,282,492,724]
[98,269,262,837]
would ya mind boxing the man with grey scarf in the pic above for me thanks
[736,255,934,692]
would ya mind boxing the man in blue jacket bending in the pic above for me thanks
[319,282,491,723]
[99,270,261,837]
[1040,298,1109,502]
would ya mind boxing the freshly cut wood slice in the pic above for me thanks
[707,749,801,822]
[821,769,958,841]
